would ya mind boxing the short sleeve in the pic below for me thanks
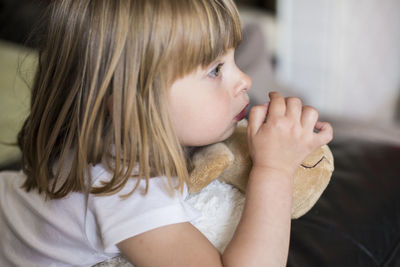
[88,168,200,254]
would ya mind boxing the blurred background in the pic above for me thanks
[236,0,400,127]
[1,0,399,167]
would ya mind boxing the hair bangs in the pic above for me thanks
[167,0,242,80]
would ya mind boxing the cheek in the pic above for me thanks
[192,90,232,124]
[176,88,230,123]
[168,77,236,146]
[178,97,234,146]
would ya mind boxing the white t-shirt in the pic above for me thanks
[0,164,200,266]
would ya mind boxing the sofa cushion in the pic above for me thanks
[0,41,34,168]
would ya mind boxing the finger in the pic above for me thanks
[248,104,268,135]
[314,121,333,145]
[268,92,286,117]
[301,106,319,131]
[285,97,302,121]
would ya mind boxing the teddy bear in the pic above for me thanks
[188,121,334,219]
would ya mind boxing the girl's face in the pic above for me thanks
[168,49,251,146]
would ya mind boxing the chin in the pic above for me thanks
[182,123,238,147]
[216,123,237,143]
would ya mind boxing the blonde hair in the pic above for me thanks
[18,0,242,199]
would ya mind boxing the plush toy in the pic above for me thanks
[188,121,334,219]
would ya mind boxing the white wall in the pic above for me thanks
[277,0,400,124]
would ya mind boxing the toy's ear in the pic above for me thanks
[188,143,235,193]
[292,145,334,218]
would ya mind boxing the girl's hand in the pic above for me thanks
[247,92,333,178]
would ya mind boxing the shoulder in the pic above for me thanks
[0,171,26,201]
[87,164,200,253]
[89,163,189,198]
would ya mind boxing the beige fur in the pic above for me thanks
[189,123,334,219]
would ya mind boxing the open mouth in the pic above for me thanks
[234,104,249,121]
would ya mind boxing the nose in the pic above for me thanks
[235,69,252,96]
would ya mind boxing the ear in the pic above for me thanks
[188,143,234,193]
[217,122,251,192]
[291,145,334,219]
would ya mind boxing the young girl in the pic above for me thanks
[0,0,332,266]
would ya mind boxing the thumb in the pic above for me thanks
[248,103,269,135]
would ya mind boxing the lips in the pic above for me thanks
[234,104,249,121]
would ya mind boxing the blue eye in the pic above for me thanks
[209,63,223,78]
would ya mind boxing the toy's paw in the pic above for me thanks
[292,145,334,218]
[189,143,234,193]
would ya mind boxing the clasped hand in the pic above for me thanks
[247,92,333,178]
